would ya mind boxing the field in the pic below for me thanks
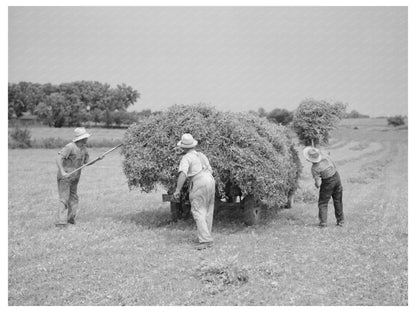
[8,119,408,305]
[25,126,126,142]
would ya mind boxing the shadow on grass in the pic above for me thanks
[117,208,177,229]
[115,203,291,233]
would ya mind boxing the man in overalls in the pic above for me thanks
[173,133,216,250]
[303,146,344,227]
[55,127,103,228]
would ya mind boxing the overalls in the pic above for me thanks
[186,152,216,243]
[56,142,89,225]
[318,171,344,225]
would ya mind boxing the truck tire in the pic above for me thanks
[242,195,261,226]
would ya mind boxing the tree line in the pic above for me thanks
[8,80,369,129]
[253,106,368,126]
[8,81,143,127]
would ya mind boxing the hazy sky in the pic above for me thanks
[8,6,408,116]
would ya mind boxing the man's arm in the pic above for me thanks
[314,177,321,189]
[311,166,321,189]
[56,155,67,177]
[173,172,187,199]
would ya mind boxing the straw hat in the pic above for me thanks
[303,146,322,163]
[177,133,198,149]
[72,127,91,142]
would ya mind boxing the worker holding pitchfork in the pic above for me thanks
[55,127,107,228]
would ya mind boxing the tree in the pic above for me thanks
[34,102,53,126]
[98,84,140,127]
[292,98,347,146]
[111,110,124,126]
[8,82,44,117]
[64,93,85,127]
[113,84,140,110]
[267,108,293,125]
[9,80,140,127]
[43,93,67,128]
[90,108,102,126]
[345,110,369,119]
[257,107,267,118]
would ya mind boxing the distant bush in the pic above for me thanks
[387,116,405,127]
[8,127,32,149]
[267,108,293,125]
[344,110,369,119]
[31,137,67,149]
[292,99,346,146]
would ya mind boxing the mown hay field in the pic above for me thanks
[8,118,407,305]
[20,126,126,142]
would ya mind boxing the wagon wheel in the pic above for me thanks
[242,195,262,226]
[170,201,181,222]
[214,199,221,216]
[181,201,191,220]
[171,199,192,221]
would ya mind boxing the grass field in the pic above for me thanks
[8,119,408,305]
[24,126,126,142]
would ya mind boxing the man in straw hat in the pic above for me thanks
[173,133,216,250]
[55,127,103,228]
[303,146,344,227]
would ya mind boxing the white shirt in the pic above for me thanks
[178,150,212,177]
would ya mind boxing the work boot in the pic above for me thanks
[68,218,75,225]
[319,222,327,228]
[336,220,344,227]
[195,242,213,250]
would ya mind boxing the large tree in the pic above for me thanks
[9,80,140,127]
[8,82,44,117]
[38,93,68,128]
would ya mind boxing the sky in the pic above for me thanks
[8,6,408,116]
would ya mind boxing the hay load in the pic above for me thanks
[121,104,301,210]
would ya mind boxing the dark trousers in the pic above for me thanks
[318,172,344,224]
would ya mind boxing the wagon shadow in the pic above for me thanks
[115,206,252,231]
[116,208,180,229]
[115,204,294,232]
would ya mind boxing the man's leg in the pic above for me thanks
[333,180,344,225]
[318,182,333,226]
[190,197,212,243]
[56,178,70,226]
[205,179,216,235]
[67,179,79,224]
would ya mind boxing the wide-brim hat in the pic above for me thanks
[73,127,91,142]
[303,146,322,163]
[177,133,198,149]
